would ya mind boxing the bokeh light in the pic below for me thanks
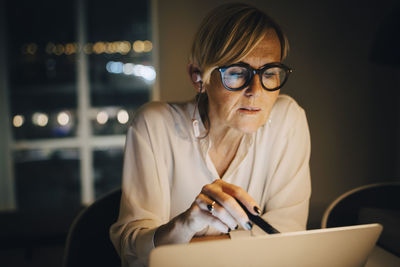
[105,42,115,54]
[64,43,76,55]
[133,64,156,81]
[93,42,106,54]
[106,61,124,74]
[122,63,135,75]
[117,109,129,124]
[13,115,25,127]
[96,111,109,125]
[120,41,131,54]
[54,44,65,56]
[143,40,152,52]
[46,42,55,54]
[57,111,70,126]
[133,40,144,53]
[22,40,149,56]
[27,43,38,55]
[32,112,49,127]
[106,61,156,81]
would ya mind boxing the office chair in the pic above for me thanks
[321,183,400,256]
[63,188,122,267]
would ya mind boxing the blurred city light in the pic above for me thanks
[106,61,156,81]
[27,43,38,55]
[54,44,65,56]
[64,43,76,55]
[120,41,131,54]
[73,43,81,52]
[143,40,152,52]
[57,111,70,126]
[96,111,109,125]
[105,42,115,54]
[84,43,93,54]
[117,109,129,124]
[23,40,152,56]
[32,112,49,127]
[93,42,106,54]
[45,42,55,54]
[13,115,25,127]
[106,61,124,74]
[133,40,144,53]
[122,63,135,75]
[133,64,156,81]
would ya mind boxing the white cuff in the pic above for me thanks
[136,227,158,265]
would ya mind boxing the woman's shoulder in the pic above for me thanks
[130,101,192,134]
[273,94,304,113]
[266,94,307,134]
[130,101,170,125]
[136,101,170,115]
[133,101,191,120]
[271,94,305,121]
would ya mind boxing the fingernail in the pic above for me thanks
[235,225,239,230]
[254,206,261,215]
[246,221,253,230]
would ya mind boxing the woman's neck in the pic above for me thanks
[208,124,244,177]
[209,125,243,150]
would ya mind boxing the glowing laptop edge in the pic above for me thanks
[149,223,383,267]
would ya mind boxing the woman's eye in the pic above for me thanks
[226,67,247,77]
[264,69,280,78]
[229,72,245,77]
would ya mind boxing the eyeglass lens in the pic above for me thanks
[222,66,287,90]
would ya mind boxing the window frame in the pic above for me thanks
[0,0,159,209]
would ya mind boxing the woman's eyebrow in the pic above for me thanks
[233,61,250,67]
[235,61,281,69]
[261,62,282,68]
[235,62,264,69]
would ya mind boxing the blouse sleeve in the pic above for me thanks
[110,104,171,267]
[262,103,311,233]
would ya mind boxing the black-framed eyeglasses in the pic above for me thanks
[218,62,292,91]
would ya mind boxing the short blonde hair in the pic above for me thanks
[190,3,289,84]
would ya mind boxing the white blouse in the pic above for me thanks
[110,94,311,267]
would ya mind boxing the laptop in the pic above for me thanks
[149,223,382,267]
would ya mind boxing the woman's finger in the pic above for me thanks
[201,180,260,230]
[195,193,238,230]
[187,202,230,233]
[201,183,250,230]
[219,180,262,216]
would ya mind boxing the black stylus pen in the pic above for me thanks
[236,199,280,234]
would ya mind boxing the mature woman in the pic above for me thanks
[110,3,311,266]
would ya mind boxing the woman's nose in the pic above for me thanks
[244,74,263,97]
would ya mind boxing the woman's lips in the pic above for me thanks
[238,107,261,114]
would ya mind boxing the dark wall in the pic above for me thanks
[157,0,400,228]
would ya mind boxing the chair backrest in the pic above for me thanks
[63,188,122,267]
[321,183,400,256]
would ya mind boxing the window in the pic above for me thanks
[4,0,155,210]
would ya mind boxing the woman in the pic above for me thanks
[110,3,311,266]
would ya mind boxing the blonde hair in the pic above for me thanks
[190,3,289,85]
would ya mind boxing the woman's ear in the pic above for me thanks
[187,63,203,93]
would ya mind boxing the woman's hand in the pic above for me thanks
[154,179,261,246]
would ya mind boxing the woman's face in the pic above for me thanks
[206,30,282,134]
